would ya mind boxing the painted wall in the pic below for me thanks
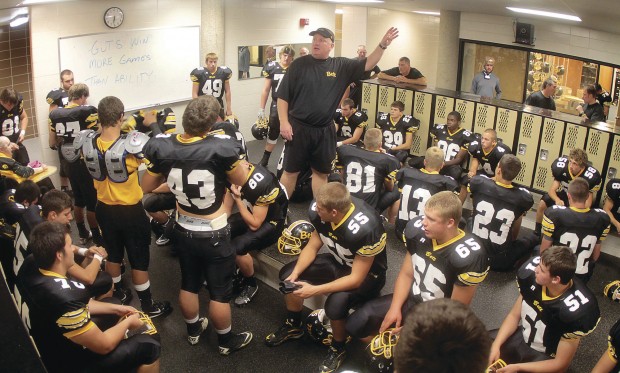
[341,6,368,59]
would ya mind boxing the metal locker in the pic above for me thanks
[495,108,518,152]
[377,85,396,117]
[607,135,620,183]
[585,129,610,205]
[396,88,414,116]
[411,91,433,156]
[532,118,565,193]
[361,83,378,128]
[473,103,496,137]
[514,113,542,188]
[433,95,455,125]
[455,99,475,132]
[560,123,587,157]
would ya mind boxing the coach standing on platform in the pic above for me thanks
[471,57,501,99]
[278,26,399,199]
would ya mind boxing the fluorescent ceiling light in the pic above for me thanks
[20,0,63,4]
[10,15,28,27]
[324,0,383,3]
[413,11,440,16]
[506,7,581,22]
[335,9,344,14]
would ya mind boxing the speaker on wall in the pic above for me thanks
[515,22,535,45]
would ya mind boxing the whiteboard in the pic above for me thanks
[59,26,200,111]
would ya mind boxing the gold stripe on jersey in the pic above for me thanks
[39,268,66,278]
[243,164,255,185]
[225,158,244,174]
[256,187,279,207]
[331,203,355,230]
[495,181,514,189]
[541,214,555,237]
[357,232,387,257]
[421,168,439,175]
[563,316,600,339]
[386,169,397,182]
[570,207,589,213]
[447,127,464,137]
[176,134,204,143]
[93,137,143,205]
[608,340,617,362]
[58,307,93,337]
[601,225,611,241]
[359,120,368,129]
[86,113,99,129]
[63,321,95,339]
[432,229,465,251]
[541,281,572,301]
[458,266,489,286]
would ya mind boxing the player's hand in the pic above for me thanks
[18,131,25,143]
[280,121,293,141]
[284,272,298,283]
[258,108,265,120]
[9,142,18,151]
[379,307,402,333]
[230,184,242,199]
[497,364,521,373]
[556,200,565,207]
[143,110,157,127]
[468,170,476,178]
[125,313,144,330]
[226,109,233,117]
[394,75,405,83]
[88,246,108,259]
[488,345,501,366]
[292,281,317,299]
[614,221,620,233]
[381,27,399,48]
[116,305,138,316]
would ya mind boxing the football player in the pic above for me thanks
[49,83,103,246]
[265,182,387,373]
[257,46,295,167]
[394,299,491,373]
[541,178,610,283]
[392,146,459,238]
[469,154,536,271]
[76,96,172,318]
[334,98,368,148]
[0,88,29,165]
[0,136,47,179]
[16,222,161,373]
[466,128,511,179]
[424,111,475,202]
[345,191,488,342]
[534,148,601,236]
[375,100,419,164]
[228,163,288,306]
[603,178,620,232]
[190,52,233,116]
[141,96,252,354]
[592,318,620,373]
[489,246,600,372]
[335,128,400,213]
[46,69,74,193]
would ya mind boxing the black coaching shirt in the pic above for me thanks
[279,56,366,128]
[550,156,602,194]
[239,164,288,225]
[308,196,387,275]
[516,256,600,356]
[48,104,99,144]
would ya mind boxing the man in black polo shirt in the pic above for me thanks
[377,56,427,85]
[576,84,605,122]
[278,26,399,199]
[525,78,557,111]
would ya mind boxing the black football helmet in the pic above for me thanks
[306,309,333,346]
[251,116,269,140]
[225,114,240,130]
[604,280,620,302]
[277,220,315,255]
[365,330,399,373]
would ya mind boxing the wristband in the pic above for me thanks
[337,141,343,147]
[379,43,387,50]
[77,247,88,256]
[94,254,104,263]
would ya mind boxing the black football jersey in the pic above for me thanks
[404,216,489,303]
[467,140,512,176]
[336,145,399,209]
[395,168,459,236]
[46,88,69,108]
[542,205,610,278]
[469,175,534,255]
[517,256,600,356]
[334,109,368,140]
[190,66,232,106]
[48,104,98,142]
[16,265,96,371]
[308,196,387,274]
[0,188,23,240]
[430,124,475,162]
[209,121,248,156]
[607,318,620,372]
[239,164,288,224]
[375,113,419,149]
[550,157,601,194]
[0,95,24,143]
[144,133,244,216]
[261,61,288,100]
[605,179,620,215]
[13,205,43,284]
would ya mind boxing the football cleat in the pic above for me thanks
[251,116,269,140]
[277,220,315,255]
[187,317,209,345]
[265,320,304,347]
[365,329,399,373]
[604,280,620,302]
[218,331,253,355]
[306,309,333,346]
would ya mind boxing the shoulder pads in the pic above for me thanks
[124,131,150,156]
[73,129,96,149]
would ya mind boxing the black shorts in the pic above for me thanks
[57,146,70,178]
[95,202,151,271]
[279,253,385,320]
[345,294,415,338]
[283,122,336,175]
[387,149,409,164]
[488,328,550,364]
[229,212,284,255]
[541,189,569,208]
[268,102,280,143]
[91,334,161,372]
[377,189,400,214]
[173,224,235,302]
[87,270,114,298]
[68,160,97,211]
[13,142,29,165]
[142,192,176,213]
[440,164,466,184]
